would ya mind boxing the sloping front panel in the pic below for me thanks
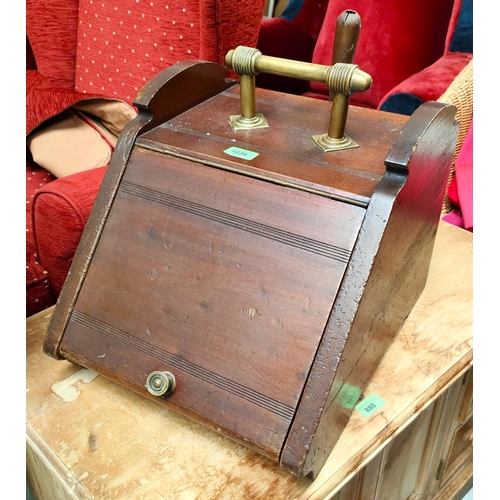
[60,148,366,459]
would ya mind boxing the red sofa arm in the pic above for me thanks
[256,17,317,95]
[377,52,472,115]
[32,166,108,296]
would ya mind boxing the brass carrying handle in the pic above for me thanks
[225,11,371,152]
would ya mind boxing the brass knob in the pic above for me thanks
[146,371,176,397]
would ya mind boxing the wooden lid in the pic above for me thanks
[138,86,408,206]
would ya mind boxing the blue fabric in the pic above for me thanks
[450,0,473,53]
[280,0,305,21]
[379,92,424,116]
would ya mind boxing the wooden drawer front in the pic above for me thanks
[60,149,366,459]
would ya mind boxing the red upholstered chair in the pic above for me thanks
[378,0,473,114]
[26,0,266,317]
[256,0,472,113]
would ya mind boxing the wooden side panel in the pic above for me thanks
[59,148,366,460]
[281,102,459,477]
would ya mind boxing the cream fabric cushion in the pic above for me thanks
[27,98,137,178]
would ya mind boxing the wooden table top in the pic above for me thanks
[26,221,472,500]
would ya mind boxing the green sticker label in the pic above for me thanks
[224,146,259,161]
[355,394,386,418]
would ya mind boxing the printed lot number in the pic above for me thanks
[355,393,387,418]
[224,146,259,161]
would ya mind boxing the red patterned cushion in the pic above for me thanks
[75,0,267,103]
[199,0,267,73]
[75,0,202,103]
[26,0,80,88]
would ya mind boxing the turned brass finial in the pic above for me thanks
[314,9,365,151]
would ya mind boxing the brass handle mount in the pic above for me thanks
[225,46,372,152]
